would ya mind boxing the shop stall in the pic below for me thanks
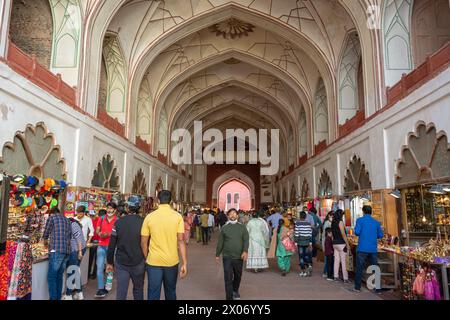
[0,173,68,300]
[397,184,450,246]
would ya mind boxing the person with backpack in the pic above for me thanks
[308,207,322,259]
[94,202,118,298]
[62,217,87,300]
[294,211,313,277]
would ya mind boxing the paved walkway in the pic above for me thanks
[83,229,382,300]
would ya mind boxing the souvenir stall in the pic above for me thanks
[375,122,450,299]
[0,173,67,300]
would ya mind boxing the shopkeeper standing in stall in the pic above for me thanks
[42,208,72,301]
[95,203,118,298]
[349,205,383,293]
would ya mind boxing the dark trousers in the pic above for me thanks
[201,227,209,244]
[47,252,69,300]
[88,246,97,277]
[355,252,378,290]
[146,264,179,300]
[298,246,312,270]
[325,255,334,279]
[115,261,145,300]
[311,234,317,258]
[223,257,243,300]
[66,248,87,295]
[208,226,214,240]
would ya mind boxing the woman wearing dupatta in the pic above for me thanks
[246,212,270,272]
[268,219,294,276]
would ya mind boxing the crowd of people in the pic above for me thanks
[41,190,383,300]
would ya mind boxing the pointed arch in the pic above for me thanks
[102,33,128,125]
[314,78,329,146]
[338,31,362,125]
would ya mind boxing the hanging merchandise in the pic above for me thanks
[64,186,116,218]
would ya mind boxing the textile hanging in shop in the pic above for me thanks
[0,241,18,300]
[7,241,32,300]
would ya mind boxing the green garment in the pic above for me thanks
[277,256,292,273]
[216,222,249,259]
[276,227,293,272]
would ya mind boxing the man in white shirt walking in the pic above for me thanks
[208,211,215,241]
[75,205,94,245]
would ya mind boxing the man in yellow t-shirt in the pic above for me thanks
[141,190,187,300]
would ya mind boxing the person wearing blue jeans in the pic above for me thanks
[43,207,72,300]
[47,252,69,300]
[65,248,87,298]
[96,245,108,291]
[146,264,179,300]
[349,205,383,293]
[354,252,378,290]
[298,245,313,276]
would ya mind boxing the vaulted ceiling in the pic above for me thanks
[80,0,368,172]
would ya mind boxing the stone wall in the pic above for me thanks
[9,0,52,68]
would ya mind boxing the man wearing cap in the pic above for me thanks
[94,202,118,298]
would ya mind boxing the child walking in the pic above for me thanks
[324,227,334,281]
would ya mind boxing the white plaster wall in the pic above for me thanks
[0,62,190,195]
[281,67,450,194]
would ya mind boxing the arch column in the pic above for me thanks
[0,0,12,59]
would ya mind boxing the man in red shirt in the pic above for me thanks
[94,203,118,298]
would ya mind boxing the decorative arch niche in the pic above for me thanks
[395,122,450,187]
[318,170,332,197]
[301,178,309,199]
[314,78,329,145]
[290,183,297,204]
[155,177,163,197]
[132,168,147,195]
[170,183,176,201]
[91,154,120,190]
[0,122,66,179]
[179,186,185,202]
[101,33,127,124]
[344,155,372,193]
[338,31,362,125]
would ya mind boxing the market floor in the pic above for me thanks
[83,230,383,300]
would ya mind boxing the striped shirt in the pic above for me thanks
[43,214,72,254]
[294,220,313,244]
[70,220,87,252]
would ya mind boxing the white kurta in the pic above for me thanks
[246,218,270,269]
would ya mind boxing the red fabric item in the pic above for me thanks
[91,217,100,242]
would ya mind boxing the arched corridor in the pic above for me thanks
[0,0,449,303]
